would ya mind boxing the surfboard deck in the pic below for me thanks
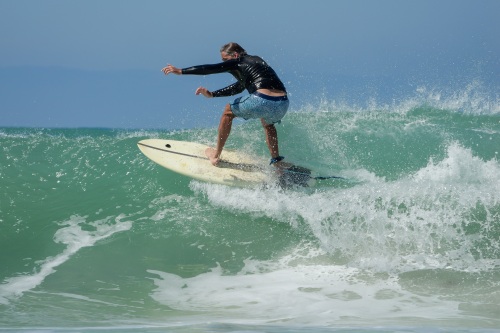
[137,139,272,187]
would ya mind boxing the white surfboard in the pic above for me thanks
[137,139,271,187]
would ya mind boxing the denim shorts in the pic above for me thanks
[230,92,289,125]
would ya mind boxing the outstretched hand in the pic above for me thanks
[161,64,181,75]
[195,87,213,98]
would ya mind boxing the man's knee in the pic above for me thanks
[261,118,274,128]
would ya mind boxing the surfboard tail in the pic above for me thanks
[278,165,315,188]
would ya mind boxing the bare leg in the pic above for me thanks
[261,119,279,158]
[206,104,235,166]
[262,119,290,170]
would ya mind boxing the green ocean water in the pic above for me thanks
[1,92,500,332]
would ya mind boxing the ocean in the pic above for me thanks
[1,84,500,332]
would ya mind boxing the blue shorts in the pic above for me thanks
[230,92,289,125]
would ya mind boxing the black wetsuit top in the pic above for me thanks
[181,55,287,98]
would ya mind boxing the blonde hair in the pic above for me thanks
[220,42,247,56]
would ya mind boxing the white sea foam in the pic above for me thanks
[0,215,132,304]
[147,259,463,326]
[191,142,500,275]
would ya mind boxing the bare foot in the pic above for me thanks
[205,147,220,166]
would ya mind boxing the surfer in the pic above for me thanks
[162,42,288,167]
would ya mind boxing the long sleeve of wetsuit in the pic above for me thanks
[211,82,245,97]
[181,61,235,76]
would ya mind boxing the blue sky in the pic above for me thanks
[1,0,499,128]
